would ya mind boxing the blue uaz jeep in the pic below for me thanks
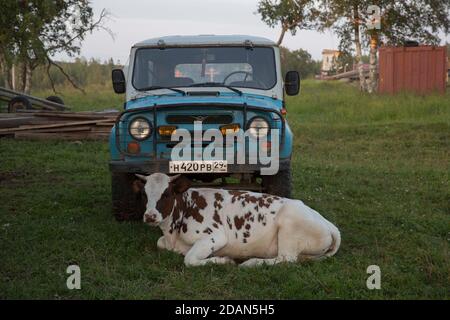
[110,35,300,221]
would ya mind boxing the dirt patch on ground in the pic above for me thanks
[0,171,29,185]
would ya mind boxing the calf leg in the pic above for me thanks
[240,203,307,268]
[239,256,297,267]
[157,236,167,250]
[184,232,234,267]
[239,223,300,267]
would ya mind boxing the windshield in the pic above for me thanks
[132,47,277,91]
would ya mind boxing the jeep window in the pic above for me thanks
[132,47,276,91]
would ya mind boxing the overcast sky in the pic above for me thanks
[59,0,449,63]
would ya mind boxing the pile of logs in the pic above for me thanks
[0,110,118,141]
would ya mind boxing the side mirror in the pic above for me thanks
[285,71,300,96]
[112,69,126,94]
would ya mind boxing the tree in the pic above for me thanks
[322,0,450,93]
[321,0,372,91]
[257,0,320,45]
[0,1,20,90]
[280,46,320,77]
[0,0,109,93]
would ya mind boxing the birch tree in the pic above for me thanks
[322,0,450,93]
[257,0,320,46]
[0,0,109,93]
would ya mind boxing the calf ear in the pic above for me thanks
[132,179,145,194]
[135,174,148,181]
[169,174,181,182]
[173,176,192,193]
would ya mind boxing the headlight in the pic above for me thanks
[129,117,152,140]
[248,117,269,138]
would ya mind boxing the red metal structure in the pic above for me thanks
[379,46,447,94]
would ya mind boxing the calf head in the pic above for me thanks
[135,173,191,226]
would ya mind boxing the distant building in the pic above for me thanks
[321,49,341,76]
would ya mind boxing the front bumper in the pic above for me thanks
[109,158,291,174]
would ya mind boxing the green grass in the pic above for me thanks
[1,81,449,299]
[31,84,125,112]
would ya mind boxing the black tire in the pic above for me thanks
[46,95,65,105]
[261,164,292,198]
[8,96,32,113]
[111,172,146,222]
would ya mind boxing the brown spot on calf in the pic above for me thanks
[213,211,222,225]
[214,193,224,202]
[234,215,245,230]
[191,191,207,209]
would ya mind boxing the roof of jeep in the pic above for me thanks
[133,35,277,48]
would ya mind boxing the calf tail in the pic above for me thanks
[324,224,341,257]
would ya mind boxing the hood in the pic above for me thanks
[125,92,283,111]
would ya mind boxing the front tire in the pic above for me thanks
[8,96,32,112]
[111,172,146,222]
[46,95,65,105]
[261,164,292,198]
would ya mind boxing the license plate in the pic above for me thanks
[169,160,228,173]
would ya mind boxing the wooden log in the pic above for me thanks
[95,122,116,126]
[16,109,119,116]
[14,132,110,141]
[0,113,35,118]
[31,112,117,120]
[0,118,114,134]
[91,126,113,132]
[23,126,93,133]
[0,117,36,128]
[0,117,61,129]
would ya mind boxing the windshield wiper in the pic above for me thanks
[188,82,243,96]
[138,86,186,96]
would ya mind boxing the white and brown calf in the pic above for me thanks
[135,173,341,267]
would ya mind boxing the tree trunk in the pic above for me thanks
[367,33,378,93]
[277,25,287,46]
[16,61,32,93]
[23,61,32,94]
[353,6,366,92]
[20,62,27,92]
[11,64,16,90]
[0,50,13,89]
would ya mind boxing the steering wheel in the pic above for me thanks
[222,71,266,87]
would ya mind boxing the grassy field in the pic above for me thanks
[1,81,449,299]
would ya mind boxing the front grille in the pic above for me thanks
[166,114,233,124]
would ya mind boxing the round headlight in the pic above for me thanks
[248,117,269,138]
[129,117,151,140]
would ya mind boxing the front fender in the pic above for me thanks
[109,125,122,161]
[280,122,293,159]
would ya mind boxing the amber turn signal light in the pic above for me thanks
[158,126,177,136]
[220,124,240,135]
[127,141,141,154]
